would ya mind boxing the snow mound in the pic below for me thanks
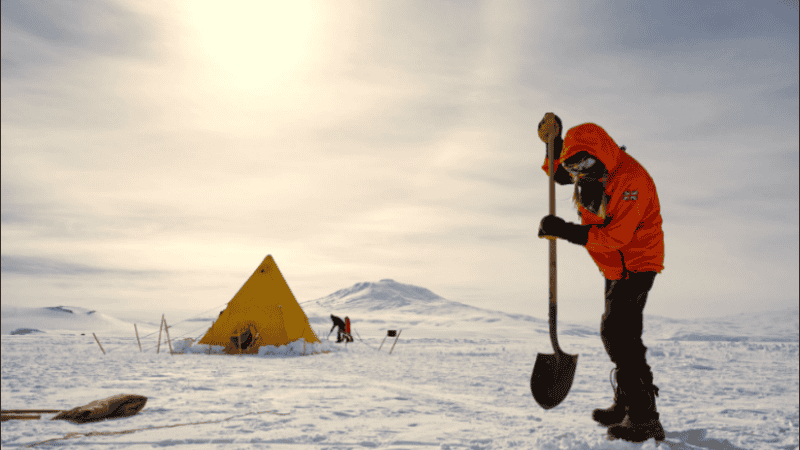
[171,337,339,356]
[0,305,149,336]
[10,328,45,335]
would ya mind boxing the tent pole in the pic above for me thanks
[2,409,63,414]
[134,324,142,352]
[92,333,106,355]
[163,316,174,355]
[157,314,164,354]
[389,330,402,355]
[379,336,387,351]
[208,320,214,355]
[301,326,307,355]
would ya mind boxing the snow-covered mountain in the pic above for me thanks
[300,278,545,322]
[298,279,590,341]
[306,279,446,311]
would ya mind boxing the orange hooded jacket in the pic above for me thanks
[542,123,664,280]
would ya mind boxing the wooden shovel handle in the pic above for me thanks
[546,125,561,355]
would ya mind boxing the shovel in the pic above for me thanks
[531,113,578,409]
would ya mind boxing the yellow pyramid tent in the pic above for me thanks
[199,255,319,354]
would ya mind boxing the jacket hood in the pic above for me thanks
[559,123,622,176]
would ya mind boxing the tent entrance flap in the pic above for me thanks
[231,328,254,350]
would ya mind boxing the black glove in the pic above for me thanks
[538,215,591,246]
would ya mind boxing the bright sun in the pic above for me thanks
[182,0,315,90]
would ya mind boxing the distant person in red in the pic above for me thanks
[537,114,665,443]
[344,316,353,343]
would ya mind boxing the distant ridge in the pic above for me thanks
[300,281,798,342]
[643,306,799,342]
[0,306,156,336]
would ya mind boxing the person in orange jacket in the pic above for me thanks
[536,114,665,443]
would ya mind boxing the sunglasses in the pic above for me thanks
[562,156,597,175]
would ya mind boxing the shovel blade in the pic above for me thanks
[531,351,578,409]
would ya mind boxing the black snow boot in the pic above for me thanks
[592,368,627,426]
[607,381,665,442]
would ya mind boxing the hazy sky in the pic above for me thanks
[2,0,798,324]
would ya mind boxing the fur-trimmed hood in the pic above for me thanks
[558,123,624,180]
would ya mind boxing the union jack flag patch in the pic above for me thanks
[623,190,638,201]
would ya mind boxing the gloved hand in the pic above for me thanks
[538,215,567,239]
[538,215,591,246]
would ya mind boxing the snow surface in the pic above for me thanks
[2,280,798,449]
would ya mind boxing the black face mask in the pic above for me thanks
[575,176,607,217]
[563,152,607,217]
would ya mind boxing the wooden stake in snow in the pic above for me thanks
[163,316,174,355]
[134,324,142,352]
[157,314,164,354]
[389,329,402,355]
[300,326,307,355]
[1,409,63,414]
[1,409,62,422]
[379,329,399,351]
[92,333,106,355]
[2,413,41,422]
[208,320,214,355]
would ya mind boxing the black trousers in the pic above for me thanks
[601,271,657,390]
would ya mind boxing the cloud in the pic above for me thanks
[1,0,165,76]
[619,1,795,44]
[1,255,163,278]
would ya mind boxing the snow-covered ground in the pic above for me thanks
[2,280,798,449]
